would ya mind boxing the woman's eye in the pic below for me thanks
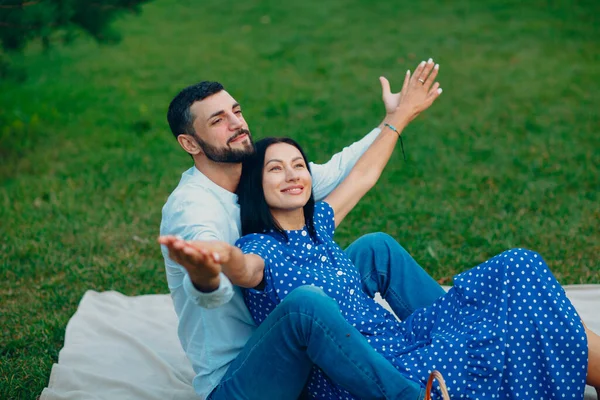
[295,163,305,169]
[269,166,282,171]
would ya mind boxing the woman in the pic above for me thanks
[233,136,598,399]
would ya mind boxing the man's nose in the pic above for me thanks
[228,112,243,130]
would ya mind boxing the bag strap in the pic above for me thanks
[425,370,450,400]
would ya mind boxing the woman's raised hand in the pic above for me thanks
[386,58,442,127]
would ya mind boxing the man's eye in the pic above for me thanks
[234,110,242,114]
[211,118,222,125]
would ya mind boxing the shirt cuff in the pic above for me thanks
[183,272,234,309]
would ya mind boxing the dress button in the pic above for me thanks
[349,289,355,295]
[336,271,344,276]
[321,256,327,262]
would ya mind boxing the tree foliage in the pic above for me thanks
[0,0,152,52]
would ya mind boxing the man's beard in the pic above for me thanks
[194,129,255,163]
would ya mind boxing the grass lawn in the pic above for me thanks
[1,0,599,397]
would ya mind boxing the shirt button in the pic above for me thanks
[349,289,355,295]
[336,271,344,276]
[321,256,327,262]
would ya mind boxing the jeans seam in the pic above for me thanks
[361,270,378,297]
[377,270,412,319]
[220,309,391,399]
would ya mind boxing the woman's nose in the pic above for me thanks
[285,167,299,181]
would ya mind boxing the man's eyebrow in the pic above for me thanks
[208,103,241,120]
[208,109,225,119]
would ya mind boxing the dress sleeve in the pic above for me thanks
[236,235,282,304]
[314,201,336,238]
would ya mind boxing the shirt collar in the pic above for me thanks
[191,166,239,204]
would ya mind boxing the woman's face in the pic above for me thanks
[262,142,312,213]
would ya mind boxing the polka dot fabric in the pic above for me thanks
[237,202,588,399]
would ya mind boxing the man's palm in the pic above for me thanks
[380,76,402,114]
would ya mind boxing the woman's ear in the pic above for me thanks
[177,134,203,156]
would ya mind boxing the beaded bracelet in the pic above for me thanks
[384,123,406,161]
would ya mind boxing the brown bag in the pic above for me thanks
[425,370,450,400]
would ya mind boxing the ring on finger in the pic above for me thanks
[418,78,425,84]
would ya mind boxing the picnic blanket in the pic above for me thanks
[40,285,600,400]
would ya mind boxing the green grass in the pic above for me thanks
[1,0,599,397]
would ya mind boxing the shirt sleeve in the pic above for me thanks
[310,127,381,201]
[161,191,235,308]
[182,272,234,309]
[314,201,336,238]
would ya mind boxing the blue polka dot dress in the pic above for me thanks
[237,202,588,399]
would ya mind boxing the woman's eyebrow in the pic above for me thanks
[266,156,304,165]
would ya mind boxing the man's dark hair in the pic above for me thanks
[237,137,317,243]
[167,81,224,139]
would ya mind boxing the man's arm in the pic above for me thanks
[160,236,265,290]
[160,191,237,308]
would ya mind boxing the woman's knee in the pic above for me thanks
[496,248,551,278]
[351,232,409,257]
[279,285,339,315]
[501,248,544,264]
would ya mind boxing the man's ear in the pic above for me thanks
[177,134,203,156]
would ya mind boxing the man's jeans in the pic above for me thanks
[209,233,446,400]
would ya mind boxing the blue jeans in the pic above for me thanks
[209,233,445,400]
[346,233,446,321]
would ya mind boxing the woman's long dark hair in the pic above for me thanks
[237,137,317,242]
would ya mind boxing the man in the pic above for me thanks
[160,59,446,399]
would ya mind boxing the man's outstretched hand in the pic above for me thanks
[159,236,233,292]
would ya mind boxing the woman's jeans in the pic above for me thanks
[208,233,446,400]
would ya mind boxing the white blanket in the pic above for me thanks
[41,286,600,400]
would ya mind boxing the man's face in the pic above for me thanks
[189,90,254,163]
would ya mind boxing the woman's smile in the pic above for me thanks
[281,185,304,195]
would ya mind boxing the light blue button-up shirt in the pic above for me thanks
[160,127,381,399]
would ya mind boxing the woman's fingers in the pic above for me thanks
[424,64,439,90]
[416,58,435,86]
[400,69,410,97]
[428,82,441,97]
[423,84,443,109]
[410,60,426,85]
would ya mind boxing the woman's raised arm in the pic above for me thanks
[325,59,443,227]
